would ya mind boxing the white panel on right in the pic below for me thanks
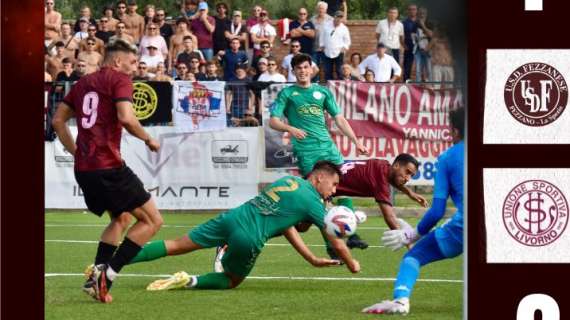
[483,168,570,263]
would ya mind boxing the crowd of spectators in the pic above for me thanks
[45,0,456,124]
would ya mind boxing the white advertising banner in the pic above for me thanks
[171,81,227,132]
[45,126,261,210]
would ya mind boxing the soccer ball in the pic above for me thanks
[324,206,358,238]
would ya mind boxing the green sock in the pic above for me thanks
[336,197,354,211]
[129,240,167,264]
[194,272,232,289]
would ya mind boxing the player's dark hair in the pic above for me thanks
[309,161,342,178]
[393,153,420,170]
[291,53,312,69]
[449,107,465,138]
[104,39,138,59]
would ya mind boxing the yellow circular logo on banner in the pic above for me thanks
[132,82,158,120]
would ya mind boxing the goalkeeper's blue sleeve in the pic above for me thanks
[416,198,447,236]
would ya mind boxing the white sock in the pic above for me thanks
[188,276,197,288]
[106,266,118,282]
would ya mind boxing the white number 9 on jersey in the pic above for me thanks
[81,91,99,129]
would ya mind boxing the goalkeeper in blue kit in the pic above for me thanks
[362,107,465,315]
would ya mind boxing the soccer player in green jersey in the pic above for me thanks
[269,53,371,252]
[129,161,360,291]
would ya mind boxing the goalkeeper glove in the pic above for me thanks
[382,224,420,251]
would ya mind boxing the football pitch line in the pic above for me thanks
[45,239,386,248]
[44,273,462,283]
[45,224,389,230]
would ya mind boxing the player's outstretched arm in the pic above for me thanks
[283,227,340,267]
[378,202,401,230]
[395,185,429,208]
[333,115,370,156]
[323,230,360,273]
[269,116,306,139]
[52,102,77,155]
[116,101,160,151]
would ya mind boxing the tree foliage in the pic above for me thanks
[56,0,409,21]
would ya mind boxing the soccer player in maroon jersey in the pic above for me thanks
[336,153,427,231]
[52,39,163,303]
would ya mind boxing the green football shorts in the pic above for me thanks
[294,144,344,176]
[190,210,263,278]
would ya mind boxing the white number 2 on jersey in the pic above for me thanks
[81,91,99,129]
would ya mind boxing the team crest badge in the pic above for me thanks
[503,62,568,126]
[313,91,323,100]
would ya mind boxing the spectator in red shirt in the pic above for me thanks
[191,2,216,61]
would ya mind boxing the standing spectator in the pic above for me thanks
[311,1,333,81]
[77,37,103,74]
[174,62,191,80]
[101,5,119,32]
[252,57,268,81]
[133,61,154,80]
[245,5,262,64]
[364,69,375,82]
[289,8,316,55]
[324,0,347,17]
[45,0,62,48]
[218,38,248,81]
[169,18,198,70]
[250,9,276,57]
[282,40,318,82]
[121,0,145,44]
[213,3,231,57]
[140,45,164,72]
[109,22,135,45]
[180,0,199,20]
[402,4,418,81]
[226,64,257,127]
[73,6,97,33]
[75,59,88,78]
[96,18,115,44]
[414,7,433,82]
[139,23,168,60]
[143,4,156,26]
[155,8,174,46]
[375,7,404,64]
[224,10,248,51]
[46,41,67,79]
[258,57,287,82]
[339,64,359,80]
[56,58,81,82]
[320,11,350,80]
[53,23,79,60]
[349,52,363,80]
[191,2,216,61]
[359,43,401,83]
[251,40,274,76]
[153,62,173,81]
[428,25,454,88]
[198,61,223,81]
[176,36,205,69]
[79,25,105,55]
[74,17,90,41]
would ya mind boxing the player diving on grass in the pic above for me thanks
[127,161,360,291]
[362,107,465,315]
[51,39,164,303]
[267,53,373,252]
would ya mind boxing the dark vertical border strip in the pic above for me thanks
[1,1,44,319]
[468,0,570,318]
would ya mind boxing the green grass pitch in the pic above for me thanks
[45,211,463,319]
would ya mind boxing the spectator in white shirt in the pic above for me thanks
[320,10,350,80]
[140,45,164,72]
[359,43,401,83]
[282,40,319,82]
[257,57,287,82]
[375,7,404,64]
[249,9,276,56]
